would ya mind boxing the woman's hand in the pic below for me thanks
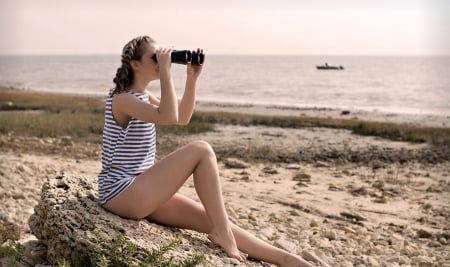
[156,47,173,72]
[187,48,204,81]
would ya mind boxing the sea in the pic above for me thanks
[0,55,449,116]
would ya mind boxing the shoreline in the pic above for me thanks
[196,100,450,128]
[2,86,449,128]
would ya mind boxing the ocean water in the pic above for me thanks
[0,55,449,116]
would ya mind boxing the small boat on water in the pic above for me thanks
[316,63,344,70]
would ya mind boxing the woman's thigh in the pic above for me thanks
[147,193,212,233]
[103,140,213,219]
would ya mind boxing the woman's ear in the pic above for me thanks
[130,60,139,72]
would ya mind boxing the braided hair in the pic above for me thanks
[110,36,155,97]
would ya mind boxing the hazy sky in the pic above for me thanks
[1,0,449,55]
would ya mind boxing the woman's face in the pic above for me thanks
[133,42,161,81]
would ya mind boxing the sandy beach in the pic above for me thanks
[1,90,449,266]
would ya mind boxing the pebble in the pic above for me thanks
[309,219,319,227]
[223,158,250,169]
[59,136,73,146]
[417,229,433,239]
[313,161,330,168]
[414,255,434,266]
[260,226,275,240]
[427,240,441,247]
[292,172,311,182]
[261,166,278,175]
[367,256,379,266]
[321,230,337,241]
[286,164,301,170]
[16,163,32,175]
[339,225,356,234]
[301,250,331,267]
[274,238,297,253]
[228,258,243,265]
[227,208,239,220]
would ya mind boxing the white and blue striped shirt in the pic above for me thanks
[98,91,156,205]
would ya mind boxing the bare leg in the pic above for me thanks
[102,141,245,261]
[148,193,315,267]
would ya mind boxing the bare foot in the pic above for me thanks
[208,227,247,262]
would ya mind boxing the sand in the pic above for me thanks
[1,105,449,266]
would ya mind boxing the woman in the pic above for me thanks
[98,35,315,267]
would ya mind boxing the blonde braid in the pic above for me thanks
[110,36,154,97]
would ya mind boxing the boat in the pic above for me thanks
[316,63,344,70]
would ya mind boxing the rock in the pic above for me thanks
[286,164,301,170]
[321,230,337,241]
[339,225,356,235]
[260,226,275,240]
[16,163,32,175]
[328,184,344,191]
[23,239,47,264]
[227,207,239,220]
[274,238,296,253]
[292,172,311,183]
[301,250,331,267]
[417,229,433,239]
[414,255,434,267]
[427,240,441,247]
[314,161,329,168]
[367,256,379,266]
[261,166,278,175]
[59,136,73,146]
[223,158,250,169]
[309,219,319,227]
[352,186,370,196]
[228,258,243,265]
[29,175,267,266]
[340,211,366,223]
[295,182,308,187]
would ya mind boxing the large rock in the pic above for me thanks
[29,175,266,266]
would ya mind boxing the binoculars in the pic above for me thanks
[151,50,204,65]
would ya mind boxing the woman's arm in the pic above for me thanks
[117,49,203,126]
[177,76,197,125]
[177,50,204,125]
[112,92,176,126]
[145,86,195,126]
[113,48,179,126]
[155,47,178,123]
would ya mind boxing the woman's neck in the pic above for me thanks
[129,78,149,93]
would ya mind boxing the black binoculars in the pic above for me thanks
[151,50,204,65]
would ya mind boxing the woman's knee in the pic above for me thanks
[188,140,216,159]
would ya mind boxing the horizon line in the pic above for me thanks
[1,53,449,57]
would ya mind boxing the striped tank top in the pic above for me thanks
[97,91,156,205]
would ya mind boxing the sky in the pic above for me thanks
[0,0,449,55]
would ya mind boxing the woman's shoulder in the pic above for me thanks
[112,91,145,100]
[112,92,149,109]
